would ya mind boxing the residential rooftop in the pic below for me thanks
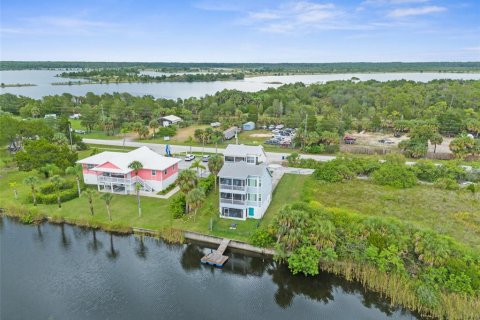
[224,144,265,156]
[218,162,269,179]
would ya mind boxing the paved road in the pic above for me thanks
[83,138,336,164]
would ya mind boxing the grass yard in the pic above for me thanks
[302,178,480,249]
[70,119,123,140]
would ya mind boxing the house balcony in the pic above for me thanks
[220,198,245,205]
[219,184,246,191]
[98,175,132,185]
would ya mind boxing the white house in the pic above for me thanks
[217,144,272,220]
[223,144,268,165]
[218,162,272,220]
[77,146,180,194]
[160,115,182,127]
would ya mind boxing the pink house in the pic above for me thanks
[77,146,181,194]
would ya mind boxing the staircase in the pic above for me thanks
[132,176,154,192]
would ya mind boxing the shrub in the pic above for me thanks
[304,145,325,154]
[250,229,275,248]
[34,186,79,204]
[434,178,459,190]
[156,125,177,137]
[198,174,215,195]
[372,164,417,188]
[169,193,186,219]
[288,245,322,276]
[314,160,356,182]
[39,180,74,194]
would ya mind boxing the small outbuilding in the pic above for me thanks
[242,122,255,131]
[224,126,238,140]
[160,115,182,127]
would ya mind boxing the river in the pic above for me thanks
[0,217,421,320]
[1,70,480,99]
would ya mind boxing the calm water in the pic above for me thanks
[0,217,420,320]
[1,69,480,99]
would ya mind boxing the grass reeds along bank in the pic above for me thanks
[269,202,480,319]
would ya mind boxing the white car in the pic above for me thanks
[185,154,196,161]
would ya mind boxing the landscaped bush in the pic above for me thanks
[314,160,356,182]
[304,145,325,154]
[34,185,79,204]
[169,193,186,219]
[39,180,74,194]
[372,163,417,188]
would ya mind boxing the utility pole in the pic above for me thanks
[303,113,308,149]
[68,122,73,151]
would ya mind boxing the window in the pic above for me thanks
[234,157,245,162]
[246,156,255,164]
[258,195,262,202]
[248,193,257,201]
[220,192,232,199]
[232,179,245,187]
[233,193,244,201]
[152,170,156,176]
[222,207,244,219]
[164,169,168,175]
[225,156,234,162]
[87,164,94,169]
[248,177,257,187]
[220,178,232,185]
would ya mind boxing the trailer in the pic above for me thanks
[223,126,238,140]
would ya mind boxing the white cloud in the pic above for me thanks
[244,1,344,33]
[389,5,446,17]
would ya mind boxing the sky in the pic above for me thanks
[1,0,479,62]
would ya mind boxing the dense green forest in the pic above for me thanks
[1,79,478,136]
[2,61,480,73]
[56,69,245,83]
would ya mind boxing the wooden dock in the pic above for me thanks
[201,238,230,267]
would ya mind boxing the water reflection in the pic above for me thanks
[87,229,103,253]
[0,217,420,320]
[106,234,119,260]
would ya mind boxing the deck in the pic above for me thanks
[201,238,230,267]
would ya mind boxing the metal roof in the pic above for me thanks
[218,162,269,179]
[224,144,265,156]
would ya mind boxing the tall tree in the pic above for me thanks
[65,164,82,197]
[207,154,224,191]
[149,119,159,138]
[186,188,205,222]
[190,159,206,176]
[135,182,142,217]
[430,133,443,154]
[101,192,114,221]
[23,175,40,206]
[50,175,64,208]
[177,169,198,212]
[83,188,96,216]
[186,136,194,153]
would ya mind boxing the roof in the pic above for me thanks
[224,144,266,157]
[160,115,182,122]
[224,126,238,133]
[77,146,181,171]
[218,162,269,179]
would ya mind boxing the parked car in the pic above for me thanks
[74,129,86,134]
[202,155,210,162]
[268,125,275,130]
[275,124,284,129]
[378,138,395,144]
[185,154,195,161]
[272,129,280,134]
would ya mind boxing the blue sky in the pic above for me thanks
[1,0,479,62]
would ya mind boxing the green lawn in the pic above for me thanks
[302,178,480,249]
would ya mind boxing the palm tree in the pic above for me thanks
[177,169,198,212]
[186,136,194,153]
[208,155,224,191]
[23,175,40,206]
[149,119,159,138]
[135,182,142,217]
[50,175,64,208]
[101,192,114,221]
[430,133,443,153]
[128,160,143,177]
[190,159,206,176]
[83,188,96,216]
[38,163,59,179]
[186,188,205,222]
[65,164,82,197]
[212,134,222,154]
[9,182,18,200]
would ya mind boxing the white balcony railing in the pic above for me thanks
[219,184,245,191]
[220,198,245,205]
[98,176,132,184]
